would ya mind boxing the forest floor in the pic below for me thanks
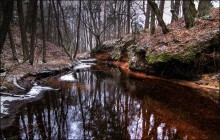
[1,25,73,91]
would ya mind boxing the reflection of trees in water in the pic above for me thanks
[3,69,178,139]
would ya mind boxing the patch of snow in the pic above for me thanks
[0,85,57,116]
[59,73,78,82]
[79,58,97,63]
[74,63,92,71]
[1,96,20,115]
[0,72,6,77]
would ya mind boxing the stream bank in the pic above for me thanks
[91,8,219,103]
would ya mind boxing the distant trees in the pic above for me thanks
[0,0,217,65]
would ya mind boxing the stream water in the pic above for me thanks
[1,64,219,139]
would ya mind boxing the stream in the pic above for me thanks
[1,64,219,139]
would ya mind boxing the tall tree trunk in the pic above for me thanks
[8,26,18,60]
[148,0,169,34]
[103,0,106,41]
[171,0,180,22]
[159,0,165,17]
[183,0,197,29]
[126,0,131,34]
[145,1,151,29]
[0,0,14,65]
[150,0,155,35]
[26,0,33,33]
[29,0,38,65]
[73,0,81,60]
[17,0,29,60]
[159,0,165,26]
[40,0,46,63]
[46,0,52,41]
[198,0,212,17]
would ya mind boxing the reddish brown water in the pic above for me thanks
[1,64,219,139]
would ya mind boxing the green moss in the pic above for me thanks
[146,53,180,64]
[145,51,199,64]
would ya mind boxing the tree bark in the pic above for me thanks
[103,0,106,41]
[73,0,81,60]
[29,0,38,65]
[198,0,212,17]
[127,0,131,34]
[171,0,180,22]
[148,0,169,34]
[159,0,165,17]
[145,1,151,29]
[17,0,29,60]
[183,0,197,29]
[8,26,18,60]
[0,0,14,64]
[40,0,46,63]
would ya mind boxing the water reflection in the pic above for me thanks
[1,64,219,139]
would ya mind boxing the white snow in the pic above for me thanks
[0,96,20,115]
[74,63,92,70]
[0,85,57,116]
[59,73,78,82]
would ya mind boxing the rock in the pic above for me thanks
[195,81,202,85]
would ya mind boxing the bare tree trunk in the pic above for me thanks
[183,0,197,29]
[159,0,165,17]
[8,26,18,60]
[127,0,131,34]
[145,1,151,29]
[198,0,212,17]
[73,0,81,60]
[148,0,169,34]
[40,0,46,63]
[171,0,180,22]
[29,0,38,65]
[103,0,106,41]
[0,0,14,64]
[46,0,52,41]
[150,1,155,35]
[17,0,29,60]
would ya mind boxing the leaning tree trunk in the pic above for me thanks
[183,0,197,29]
[0,0,14,64]
[148,0,169,34]
[198,0,212,17]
